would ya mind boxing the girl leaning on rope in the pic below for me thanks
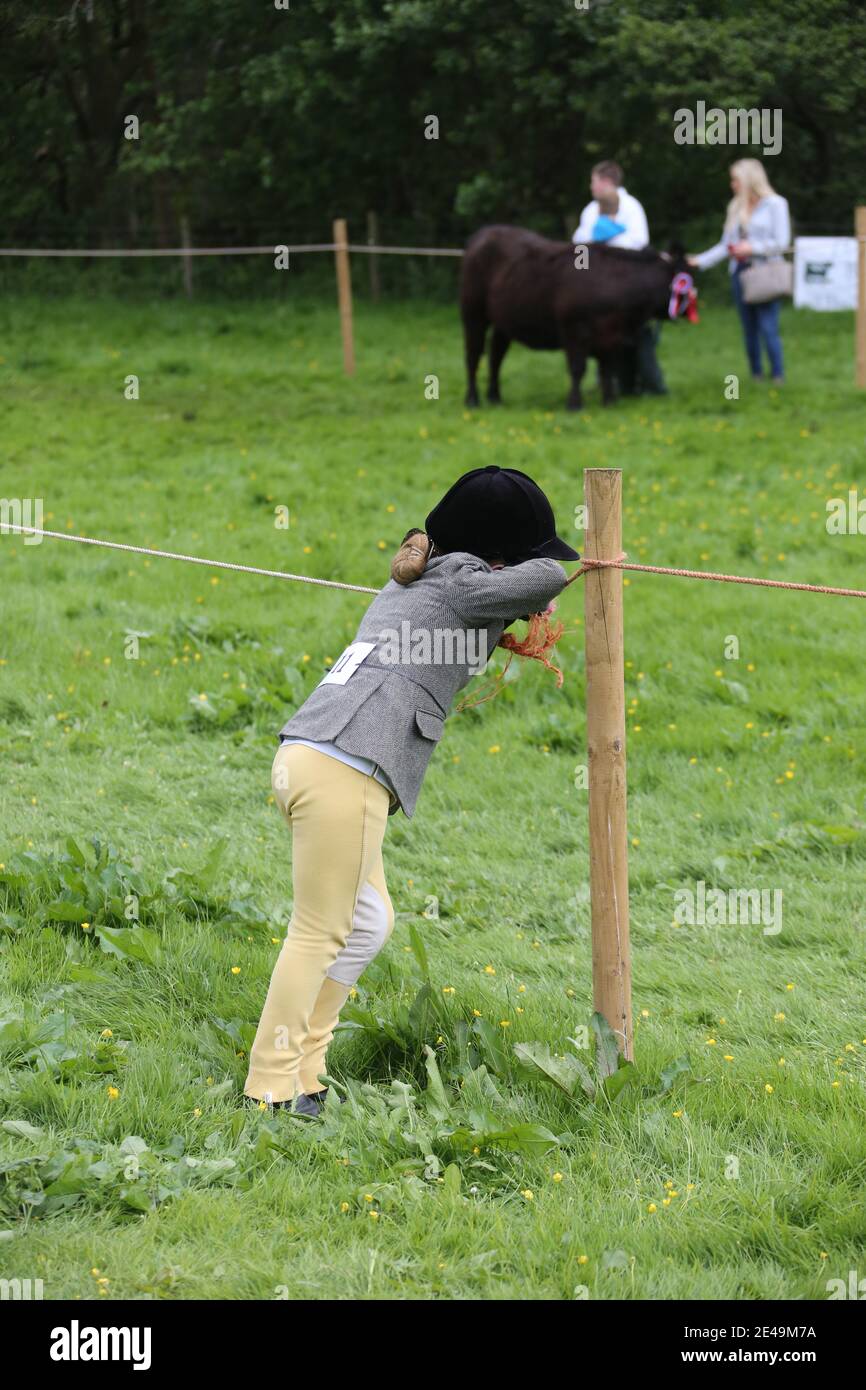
[243,465,579,1115]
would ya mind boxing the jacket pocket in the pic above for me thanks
[415,709,445,742]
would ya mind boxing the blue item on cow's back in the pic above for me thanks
[592,215,627,243]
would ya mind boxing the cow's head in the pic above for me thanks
[660,244,699,323]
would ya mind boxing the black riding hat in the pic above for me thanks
[425,466,580,564]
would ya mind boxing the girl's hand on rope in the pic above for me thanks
[391,529,431,585]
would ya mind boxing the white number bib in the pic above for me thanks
[318,641,377,686]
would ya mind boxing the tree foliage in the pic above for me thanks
[1,0,863,251]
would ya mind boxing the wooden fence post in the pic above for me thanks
[367,210,381,302]
[584,467,633,1066]
[333,218,355,376]
[856,206,866,389]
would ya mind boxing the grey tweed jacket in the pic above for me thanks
[277,551,569,816]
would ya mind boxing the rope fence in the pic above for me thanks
[0,244,465,258]
[5,208,861,383]
[1,526,378,594]
[569,553,866,599]
[4,524,865,601]
[2,241,865,258]
[3,208,864,384]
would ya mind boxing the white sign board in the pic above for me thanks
[793,237,858,311]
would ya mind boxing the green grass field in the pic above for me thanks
[1,288,865,1301]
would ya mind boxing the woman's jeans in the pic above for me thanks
[731,265,784,379]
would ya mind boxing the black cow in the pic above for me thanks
[460,225,697,410]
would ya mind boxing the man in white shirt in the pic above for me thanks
[573,160,650,250]
[572,160,667,395]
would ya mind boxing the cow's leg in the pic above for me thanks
[617,339,640,396]
[598,354,619,406]
[463,312,487,408]
[487,328,510,404]
[560,330,588,411]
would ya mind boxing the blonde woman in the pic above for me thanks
[689,159,790,382]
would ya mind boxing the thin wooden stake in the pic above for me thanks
[856,206,866,389]
[367,210,381,302]
[180,215,194,299]
[584,468,632,1065]
[333,218,355,376]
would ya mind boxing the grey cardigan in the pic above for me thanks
[695,193,791,274]
[278,552,569,816]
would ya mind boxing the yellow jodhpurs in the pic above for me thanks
[244,743,394,1103]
